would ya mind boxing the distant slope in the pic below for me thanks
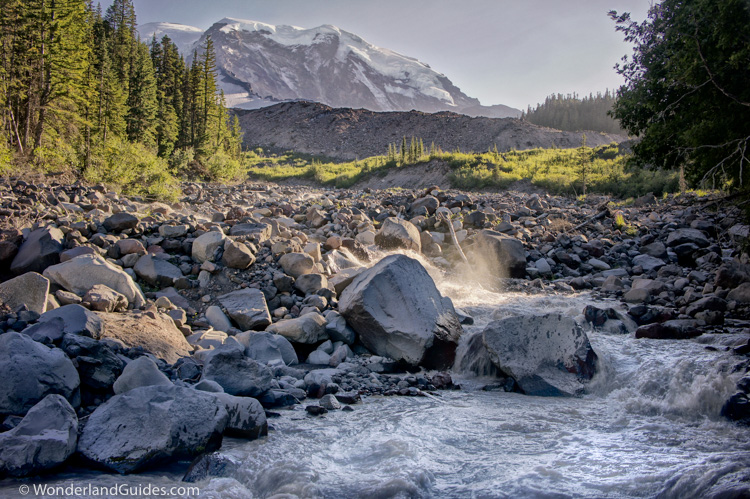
[235,101,628,160]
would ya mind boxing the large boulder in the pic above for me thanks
[95,310,192,363]
[0,272,50,314]
[374,217,421,252]
[482,314,598,397]
[218,288,272,331]
[0,332,80,415]
[234,331,298,365]
[77,385,228,474]
[10,227,64,275]
[472,230,527,279]
[192,231,225,263]
[133,254,183,288]
[666,228,710,248]
[266,313,329,345]
[0,395,78,477]
[43,254,146,308]
[339,254,462,369]
[201,345,273,397]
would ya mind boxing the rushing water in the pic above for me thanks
[3,257,750,498]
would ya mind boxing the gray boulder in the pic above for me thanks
[192,230,225,263]
[202,345,273,397]
[666,228,710,248]
[133,254,183,288]
[339,254,462,369]
[0,395,78,477]
[482,314,598,397]
[294,273,328,295]
[113,356,172,394]
[37,304,103,337]
[234,331,298,365]
[229,222,271,242]
[266,313,329,344]
[218,288,272,330]
[209,392,268,439]
[77,385,228,474]
[43,254,146,308]
[279,252,316,278]
[205,305,233,331]
[60,334,125,391]
[10,227,64,275]
[375,217,421,252]
[221,240,256,269]
[0,272,50,314]
[0,332,80,415]
[472,230,527,279]
[325,311,356,344]
[82,284,129,313]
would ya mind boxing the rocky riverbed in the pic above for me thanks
[0,177,749,493]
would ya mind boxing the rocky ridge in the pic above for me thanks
[0,176,749,479]
[235,101,627,160]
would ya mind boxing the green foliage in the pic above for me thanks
[246,143,678,197]
[610,1,750,191]
[523,90,624,134]
[84,137,177,201]
[205,150,245,182]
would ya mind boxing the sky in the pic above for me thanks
[109,0,654,110]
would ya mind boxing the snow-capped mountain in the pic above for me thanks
[139,22,203,54]
[137,18,520,117]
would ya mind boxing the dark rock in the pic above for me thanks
[10,227,64,275]
[635,320,701,339]
[61,334,124,391]
[202,345,273,397]
[103,212,139,232]
[38,304,103,337]
[472,230,526,279]
[183,452,240,483]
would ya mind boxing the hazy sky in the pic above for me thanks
[112,0,654,110]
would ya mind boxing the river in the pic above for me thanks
[2,263,749,498]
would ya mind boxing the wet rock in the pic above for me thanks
[0,272,50,314]
[0,395,77,477]
[266,313,329,344]
[218,288,272,331]
[0,332,80,415]
[305,405,327,416]
[634,320,701,339]
[209,392,268,439]
[375,217,421,252]
[721,392,750,424]
[78,385,229,474]
[472,230,526,279]
[10,227,64,275]
[202,345,273,397]
[183,452,240,483]
[319,393,341,410]
[482,313,598,397]
[339,254,462,369]
[44,254,146,308]
[113,356,172,394]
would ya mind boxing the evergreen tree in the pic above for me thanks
[126,41,157,145]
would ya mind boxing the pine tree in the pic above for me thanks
[126,41,157,145]
[400,136,406,164]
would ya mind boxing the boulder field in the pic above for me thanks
[0,177,749,478]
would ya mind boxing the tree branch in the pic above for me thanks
[694,32,750,108]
